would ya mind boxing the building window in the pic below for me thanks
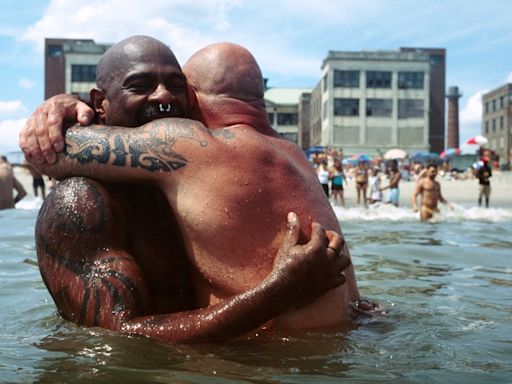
[430,54,443,68]
[500,116,504,130]
[485,102,489,114]
[492,99,496,112]
[268,112,274,124]
[398,72,424,89]
[277,113,298,125]
[485,121,489,134]
[323,73,328,92]
[366,71,391,88]
[492,119,496,132]
[500,96,505,109]
[334,98,359,116]
[280,132,298,142]
[366,98,392,117]
[333,70,359,88]
[398,99,423,118]
[71,64,96,82]
[48,44,63,57]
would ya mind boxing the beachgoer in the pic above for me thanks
[22,36,357,341]
[368,168,382,204]
[0,156,27,210]
[354,161,369,207]
[329,159,346,206]
[317,160,330,197]
[380,160,401,207]
[412,164,449,221]
[476,158,492,208]
[23,162,46,198]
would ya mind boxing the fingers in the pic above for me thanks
[308,221,327,249]
[326,229,344,255]
[19,95,94,166]
[76,102,95,126]
[281,212,301,250]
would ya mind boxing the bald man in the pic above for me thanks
[20,36,351,343]
[24,41,362,334]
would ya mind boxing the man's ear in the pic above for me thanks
[90,88,107,124]
[186,83,199,117]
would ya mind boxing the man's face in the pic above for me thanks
[427,167,437,179]
[101,46,189,127]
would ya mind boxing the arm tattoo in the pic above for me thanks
[65,120,209,172]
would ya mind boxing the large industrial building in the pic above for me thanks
[482,83,512,166]
[308,47,446,156]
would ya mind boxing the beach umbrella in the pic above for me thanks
[384,148,408,160]
[411,151,438,162]
[351,153,373,162]
[342,157,358,165]
[466,135,488,146]
[439,148,461,160]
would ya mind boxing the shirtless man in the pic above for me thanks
[380,161,402,207]
[22,40,362,335]
[412,164,449,221]
[0,156,27,210]
[20,37,354,343]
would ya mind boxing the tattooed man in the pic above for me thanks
[20,36,350,342]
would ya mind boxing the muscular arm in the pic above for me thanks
[34,119,210,188]
[412,181,423,211]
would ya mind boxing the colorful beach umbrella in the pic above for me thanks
[439,148,461,159]
[383,148,408,160]
[466,135,488,146]
[351,153,373,162]
[411,151,438,162]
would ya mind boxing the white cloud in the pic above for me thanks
[507,72,512,83]
[460,91,485,142]
[19,78,36,89]
[20,0,240,62]
[0,101,28,117]
[0,118,26,154]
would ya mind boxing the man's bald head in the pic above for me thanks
[92,35,189,127]
[183,43,264,102]
[96,35,182,91]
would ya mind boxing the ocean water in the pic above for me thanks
[1,197,511,383]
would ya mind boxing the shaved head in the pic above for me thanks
[183,42,264,102]
[96,35,181,92]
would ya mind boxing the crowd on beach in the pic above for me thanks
[309,146,496,215]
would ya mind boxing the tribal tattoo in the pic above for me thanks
[65,120,210,172]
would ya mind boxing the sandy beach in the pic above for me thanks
[13,166,511,209]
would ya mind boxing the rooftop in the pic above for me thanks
[264,87,311,105]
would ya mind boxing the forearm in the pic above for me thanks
[122,273,293,343]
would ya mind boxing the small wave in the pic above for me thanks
[15,197,43,211]
[332,202,512,223]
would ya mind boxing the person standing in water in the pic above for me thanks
[0,156,27,210]
[412,164,449,221]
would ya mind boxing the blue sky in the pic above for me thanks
[1,0,511,154]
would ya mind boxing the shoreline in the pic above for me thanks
[14,167,511,209]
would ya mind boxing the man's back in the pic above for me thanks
[165,120,357,329]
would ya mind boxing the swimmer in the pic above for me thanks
[412,164,449,221]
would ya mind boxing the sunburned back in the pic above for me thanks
[167,125,355,329]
